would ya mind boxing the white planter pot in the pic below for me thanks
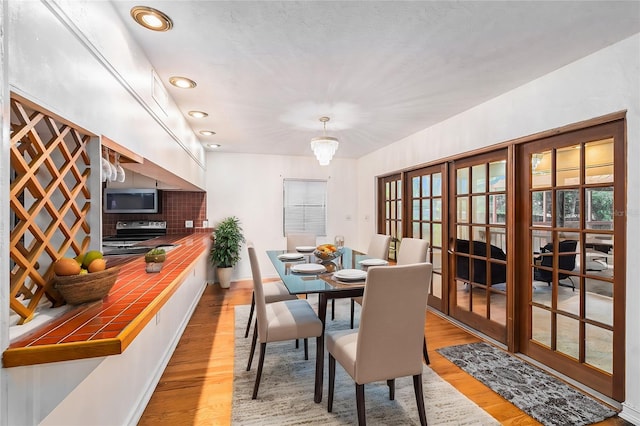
[217,267,233,289]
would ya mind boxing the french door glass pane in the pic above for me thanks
[556,145,581,186]
[422,175,430,197]
[489,194,506,224]
[585,139,614,184]
[422,200,431,220]
[412,222,419,236]
[586,325,612,373]
[532,306,551,347]
[556,189,580,228]
[585,279,613,326]
[491,292,507,325]
[457,168,469,194]
[412,176,420,197]
[457,197,469,223]
[472,164,485,193]
[472,195,486,224]
[531,151,552,189]
[432,273,442,298]
[433,199,442,221]
[586,187,613,229]
[532,190,552,227]
[433,173,442,196]
[412,200,419,220]
[489,160,506,192]
[557,315,579,360]
[422,223,431,243]
[432,223,442,247]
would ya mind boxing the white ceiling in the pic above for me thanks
[111,1,640,160]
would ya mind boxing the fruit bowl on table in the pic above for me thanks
[313,244,344,262]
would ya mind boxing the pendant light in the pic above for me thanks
[310,116,339,166]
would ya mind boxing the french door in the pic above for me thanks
[378,174,402,261]
[516,119,625,401]
[405,164,447,311]
[449,151,509,343]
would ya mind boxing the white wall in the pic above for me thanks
[205,153,359,281]
[9,0,206,190]
[356,34,640,423]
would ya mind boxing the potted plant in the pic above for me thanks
[210,216,245,288]
[145,248,166,273]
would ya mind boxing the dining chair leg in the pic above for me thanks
[350,299,355,329]
[356,383,366,425]
[252,342,267,399]
[331,298,335,320]
[244,292,255,338]
[304,338,309,360]
[296,339,299,349]
[387,379,395,400]
[423,336,430,365]
[328,354,335,412]
[246,321,258,371]
[413,373,427,426]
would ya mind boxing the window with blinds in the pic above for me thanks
[283,179,327,236]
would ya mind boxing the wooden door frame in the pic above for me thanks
[514,118,626,401]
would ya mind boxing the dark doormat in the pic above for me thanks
[436,342,617,426]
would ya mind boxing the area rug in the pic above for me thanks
[232,300,500,425]
[437,342,616,426]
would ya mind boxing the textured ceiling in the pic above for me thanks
[111,1,640,160]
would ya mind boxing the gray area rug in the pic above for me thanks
[436,342,616,426]
[232,299,500,425]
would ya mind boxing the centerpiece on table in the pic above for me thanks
[145,248,166,273]
[313,243,344,264]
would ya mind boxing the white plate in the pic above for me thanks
[291,263,326,274]
[296,246,317,253]
[278,253,305,261]
[333,269,367,281]
[359,258,389,266]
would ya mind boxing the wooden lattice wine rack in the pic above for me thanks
[9,96,93,324]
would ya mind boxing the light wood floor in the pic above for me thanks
[138,280,628,425]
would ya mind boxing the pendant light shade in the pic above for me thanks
[310,116,339,166]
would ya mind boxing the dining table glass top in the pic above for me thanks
[267,247,371,295]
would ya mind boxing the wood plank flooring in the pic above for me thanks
[138,280,628,425]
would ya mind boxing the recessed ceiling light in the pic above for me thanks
[207,144,221,149]
[188,111,208,119]
[130,6,173,32]
[169,76,197,89]
[199,130,216,136]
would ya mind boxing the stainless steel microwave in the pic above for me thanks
[103,188,160,214]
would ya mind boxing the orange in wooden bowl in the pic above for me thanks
[53,258,82,276]
[88,258,107,273]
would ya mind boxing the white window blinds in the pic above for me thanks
[283,179,327,236]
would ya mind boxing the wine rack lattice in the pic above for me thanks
[10,96,93,324]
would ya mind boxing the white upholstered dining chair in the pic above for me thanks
[327,263,433,425]
[286,232,316,251]
[243,279,298,338]
[350,234,391,328]
[245,242,323,399]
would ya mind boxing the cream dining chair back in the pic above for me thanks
[327,263,433,425]
[245,242,323,399]
[350,234,391,328]
[286,232,316,251]
[396,237,429,265]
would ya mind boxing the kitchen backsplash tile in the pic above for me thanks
[103,191,208,235]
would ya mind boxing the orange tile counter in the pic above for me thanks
[3,233,211,368]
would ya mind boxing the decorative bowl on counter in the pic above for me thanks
[313,244,344,262]
[54,266,120,305]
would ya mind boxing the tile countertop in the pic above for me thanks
[2,233,212,368]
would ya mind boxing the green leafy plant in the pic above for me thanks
[210,216,245,268]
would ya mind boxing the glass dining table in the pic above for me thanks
[266,247,371,403]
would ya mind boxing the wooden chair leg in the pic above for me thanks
[387,379,395,400]
[423,336,430,365]
[356,383,366,425]
[350,299,355,329]
[246,320,258,371]
[387,379,396,401]
[252,343,267,399]
[296,338,299,349]
[413,374,427,426]
[328,354,336,412]
[304,338,309,360]
[244,292,255,338]
[331,298,335,320]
